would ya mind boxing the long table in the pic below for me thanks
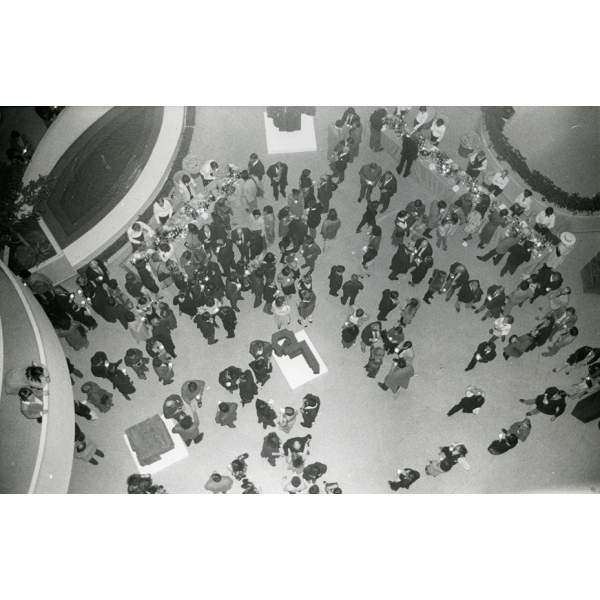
[381,129,468,203]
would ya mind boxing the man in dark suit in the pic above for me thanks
[377,171,398,213]
[266,161,288,201]
[358,162,382,203]
[317,174,338,213]
[248,153,265,181]
[214,239,235,277]
[369,108,387,151]
[396,134,419,177]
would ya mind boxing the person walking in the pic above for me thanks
[447,386,485,416]
[355,199,379,233]
[519,387,567,421]
[542,327,578,357]
[378,357,415,393]
[465,340,497,371]
[388,468,420,491]
[425,444,469,477]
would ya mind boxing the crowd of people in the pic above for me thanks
[8,106,599,493]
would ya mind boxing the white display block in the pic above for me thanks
[272,329,328,390]
[263,112,317,154]
[124,414,189,475]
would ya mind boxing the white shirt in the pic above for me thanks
[492,172,509,190]
[431,122,446,141]
[127,221,155,244]
[492,317,512,338]
[200,160,217,181]
[153,198,173,222]
[535,210,555,229]
[513,192,533,214]
[413,110,428,130]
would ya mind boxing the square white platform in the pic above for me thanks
[264,112,317,154]
[272,329,328,390]
[124,414,189,475]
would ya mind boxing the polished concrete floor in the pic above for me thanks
[66,107,600,493]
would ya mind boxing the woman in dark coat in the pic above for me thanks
[85,259,111,289]
[388,242,411,280]
[300,394,320,428]
[328,265,345,296]
[488,429,519,455]
[124,348,150,380]
[90,284,118,323]
[219,365,243,393]
[173,289,197,318]
[261,432,281,466]
[238,370,258,406]
[217,305,237,338]
[90,352,136,400]
[410,255,433,286]
[443,262,469,301]
[341,321,359,349]
[377,289,400,321]
[455,279,483,312]
[256,399,277,429]
[125,271,145,299]
[249,355,272,386]
[80,381,113,413]
[132,256,159,295]
[474,285,506,320]
[193,311,218,345]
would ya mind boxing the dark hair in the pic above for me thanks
[308,484,320,494]
[327,208,338,220]
[524,189,532,197]
[419,106,427,112]
[438,201,447,208]
[263,205,274,215]
[292,457,304,468]
[218,402,229,412]
[370,225,382,237]
[210,161,219,170]
[519,280,530,290]
[26,365,45,382]
[436,118,444,126]
[396,358,407,368]
[570,327,579,336]
[182,174,190,184]
[546,207,554,215]
[211,473,222,482]
[249,153,258,160]
[291,477,301,487]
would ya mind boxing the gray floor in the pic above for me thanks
[66,107,600,493]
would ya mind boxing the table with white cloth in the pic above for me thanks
[381,128,470,203]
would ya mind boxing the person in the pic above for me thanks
[486,169,509,197]
[503,333,535,360]
[530,266,563,304]
[303,462,328,484]
[324,482,343,494]
[261,432,281,466]
[465,150,487,180]
[181,379,204,409]
[358,162,382,203]
[499,240,533,277]
[153,196,173,226]
[256,399,277,429]
[534,206,556,231]
[297,288,316,327]
[455,279,483,313]
[300,394,321,428]
[329,138,352,183]
[396,134,419,177]
[504,279,536,315]
[74,425,105,466]
[519,387,567,420]
[430,118,446,145]
[487,429,519,455]
[215,401,238,428]
[442,262,469,301]
[127,474,166,494]
[422,200,448,239]
[389,468,420,491]
[193,310,218,345]
[422,267,447,304]
[477,207,509,249]
[378,357,415,393]
[278,406,298,434]
[377,289,400,321]
[377,171,397,213]
[260,205,276,247]
[249,353,273,386]
[340,274,364,306]
[388,241,411,281]
[171,407,203,446]
[80,381,113,414]
[283,475,308,494]
[360,321,383,353]
[240,169,259,212]
[447,386,485,416]
[410,255,433,286]
[476,229,520,265]
[474,284,506,320]
[425,444,468,477]
[266,161,288,200]
[465,340,497,371]
[511,189,534,216]
[218,365,243,393]
[542,327,578,357]
[462,204,485,244]
[272,295,292,330]
[361,224,382,271]
[18,388,45,422]
[316,174,338,213]
[124,348,150,380]
[320,208,341,251]
[236,369,258,406]
[204,472,233,494]
[552,346,600,375]
[248,152,265,181]
[412,106,428,132]
[301,236,322,273]
[341,320,360,349]
[325,264,345,297]
[199,160,219,187]
[90,352,136,400]
[152,355,174,385]
[127,220,155,251]
[488,315,514,342]
[355,199,379,234]
[369,107,387,151]
[399,298,420,326]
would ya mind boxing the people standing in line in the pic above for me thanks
[396,134,419,178]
